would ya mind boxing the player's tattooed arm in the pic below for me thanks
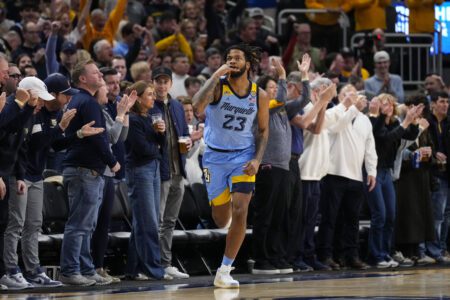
[193,64,236,114]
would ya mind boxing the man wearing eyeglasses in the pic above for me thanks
[5,64,21,97]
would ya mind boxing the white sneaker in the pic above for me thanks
[84,272,113,286]
[26,271,63,287]
[96,268,120,283]
[416,255,436,266]
[214,265,239,289]
[386,259,399,268]
[0,273,33,290]
[59,274,96,286]
[164,266,189,279]
[376,261,391,269]
[392,251,414,267]
[131,273,149,281]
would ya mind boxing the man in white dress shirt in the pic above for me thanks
[316,83,377,270]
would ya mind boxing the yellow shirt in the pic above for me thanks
[353,0,391,31]
[79,0,127,49]
[305,0,352,26]
[155,33,194,63]
[341,67,370,80]
[406,0,444,34]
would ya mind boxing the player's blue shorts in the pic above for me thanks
[202,146,256,206]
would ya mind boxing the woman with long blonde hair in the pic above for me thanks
[367,93,422,268]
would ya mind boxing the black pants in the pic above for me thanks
[92,176,116,269]
[252,166,290,264]
[301,180,321,260]
[286,158,303,263]
[316,175,364,260]
[0,176,9,276]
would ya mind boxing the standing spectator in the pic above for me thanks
[46,21,78,81]
[91,76,133,283]
[365,51,405,103]
[367,94,420,268]
[11,22,46,80]
[169,53,190,99]
[419,92,450,264]
[150,66,191,279]
[298,77,352,271]
[316,84,377,270]
[59,60,120,286]
[79,0,128,50]
[125,81,168,280]
[283,23,325,74]
[395,94,436,263]
[0,81,38,291]
[251,60,293,275]
[2,76,79,289]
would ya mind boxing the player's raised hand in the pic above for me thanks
[213,64,238,79]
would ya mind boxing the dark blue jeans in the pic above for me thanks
[60,167,104,276]
[125,160,164,279]
[368,169,396,262]
[419,176,448,259]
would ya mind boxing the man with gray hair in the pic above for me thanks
[93,39,114,68]
[364,51,404,102]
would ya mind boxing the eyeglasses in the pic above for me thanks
[9,74,22,79]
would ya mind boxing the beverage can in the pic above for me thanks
[412,151,420,169]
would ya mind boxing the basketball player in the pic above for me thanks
[193,44,269,288]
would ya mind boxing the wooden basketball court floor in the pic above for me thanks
[3,267,450,300]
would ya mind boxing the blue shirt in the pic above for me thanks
[291,116,304,156]
[204,78,258,151]
[364,74,405,103]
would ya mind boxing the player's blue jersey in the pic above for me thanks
[204,78,259,151]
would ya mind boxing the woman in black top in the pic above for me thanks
[367,93,420,268]
[124,81,167,280]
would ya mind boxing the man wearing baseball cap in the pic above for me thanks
[1,77,68,289]
[151,66,191,280]
[364,50,405,103]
